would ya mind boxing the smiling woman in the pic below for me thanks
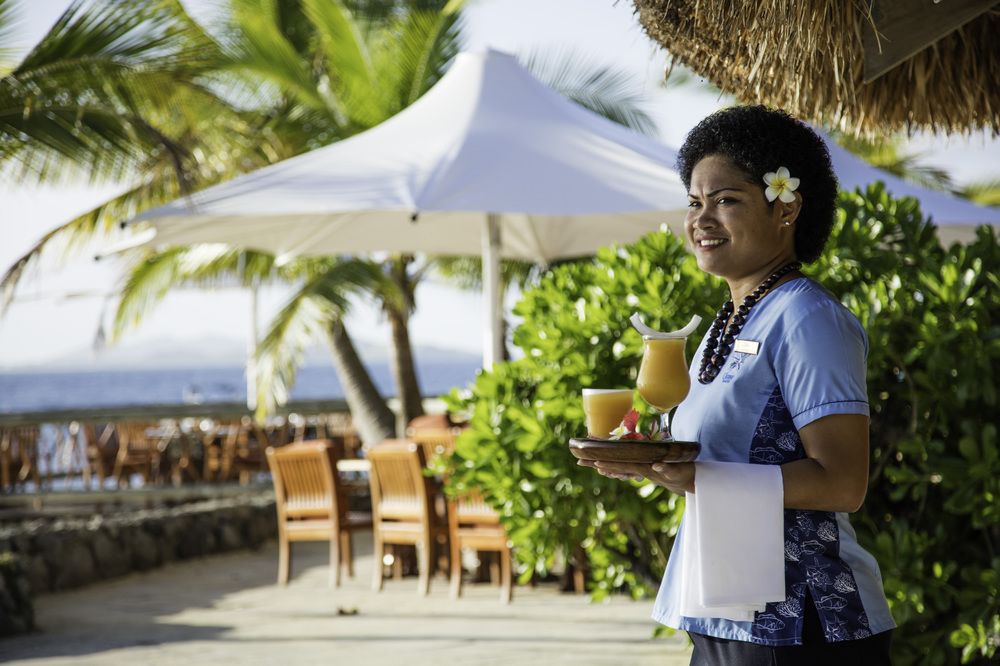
[582,106,896,666]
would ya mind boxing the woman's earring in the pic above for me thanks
[783,221,792,226]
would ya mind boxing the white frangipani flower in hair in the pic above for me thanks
[763,167,800,203]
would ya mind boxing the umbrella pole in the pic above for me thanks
[482,213,503,369]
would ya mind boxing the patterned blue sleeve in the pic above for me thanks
[773,302,869,430]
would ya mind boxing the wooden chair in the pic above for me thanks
[0,426,41,492]
[406,418,511,600]
[324,413,362,458]
[202,419,270,485]
[112,422,164,487]
[366,440,442,595]
[265,440,371,586]
[228,419,280,484]
[448,490,513,603]
[405,420,466,574]
[81,423,118,488]
[200,420,232,482]
[405,414,464,461]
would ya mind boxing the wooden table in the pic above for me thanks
[336,458,371,473]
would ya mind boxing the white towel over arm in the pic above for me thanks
[679,461,785,622]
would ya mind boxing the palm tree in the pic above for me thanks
[106,0,468,441]
[4,0,659,440]
[112,246,399,444]
[0,0,456,441]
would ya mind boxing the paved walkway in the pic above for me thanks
[1,534,691,665]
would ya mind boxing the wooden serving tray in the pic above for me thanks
[569,437,700,464]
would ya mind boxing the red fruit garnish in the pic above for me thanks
[621,432,646,441]
[622,409,640,432]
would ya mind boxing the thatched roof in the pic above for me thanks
[632,0,1000,136]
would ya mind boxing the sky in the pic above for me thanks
[1,0,997,370]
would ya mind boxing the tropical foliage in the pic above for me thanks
[443,183,999,665]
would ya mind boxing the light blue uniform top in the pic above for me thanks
[652,277,896,646]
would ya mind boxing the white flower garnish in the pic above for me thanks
[763,166,800,203]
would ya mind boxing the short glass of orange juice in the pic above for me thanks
[582,389,634,439]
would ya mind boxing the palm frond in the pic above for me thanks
[0,0,18,71]
[432,256,536,291]
[254,259,388,417]
[522,48,657,136]
[1,0,220,182]
[0,103,186,184]
[254,287,337,418]
[302,0,381,125]
[1,85,275,314]
[830,130,955,192]
[17,0,202,72]
[0,173,181,314]
[111,245,279,340]
[111,247,188,337]
[222,0,331,113]
[399,5,463,107]
[956,178,1000,207]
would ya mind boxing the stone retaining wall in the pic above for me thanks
[0,494,278,637]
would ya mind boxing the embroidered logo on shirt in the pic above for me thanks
[721,351,750,383]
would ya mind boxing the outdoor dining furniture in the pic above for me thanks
[448,492,513,603]
[0,425,40,493]
[405,417,512,600]
[366,440,444,595]
[404,413,465,462]
[112,422,166,487]
[81,422,117,488]
[202,419,278,485]
[265,439,372,587]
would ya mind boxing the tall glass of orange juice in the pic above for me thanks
[637,337,690,432]
[582,389,634,439]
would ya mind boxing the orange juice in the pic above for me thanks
[637,337,690,411]
[582,389,634,439]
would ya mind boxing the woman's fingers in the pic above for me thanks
[649,461,696,493]
[594,461,649,482]
[582,460,693,490]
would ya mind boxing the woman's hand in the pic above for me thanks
[577,459,696,495]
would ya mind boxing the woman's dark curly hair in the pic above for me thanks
[677,105,838,263]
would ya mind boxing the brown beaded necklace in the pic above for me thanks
[697,261,802,384]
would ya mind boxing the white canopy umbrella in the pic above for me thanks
[823,136,1000,245]
[120,49,998,368]
[123,49,690,368]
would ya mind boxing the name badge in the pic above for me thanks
[734,339,760,355]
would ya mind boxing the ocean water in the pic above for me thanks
[0,360,481,414]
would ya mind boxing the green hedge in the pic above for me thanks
[443,183,999,665]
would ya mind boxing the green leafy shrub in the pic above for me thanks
[444,183,999,665]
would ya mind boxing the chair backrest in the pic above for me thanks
[3,425,39,451]
[82,423,116,449]
[404,427,463,462]
[116,423,159,451]
[266,440,344,521]
[366,440,430,522]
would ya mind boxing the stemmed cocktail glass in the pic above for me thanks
[631,314,700,437]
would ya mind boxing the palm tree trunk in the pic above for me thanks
[325,320,395,445]
[387,306,424,427]
[386,255,424,429]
